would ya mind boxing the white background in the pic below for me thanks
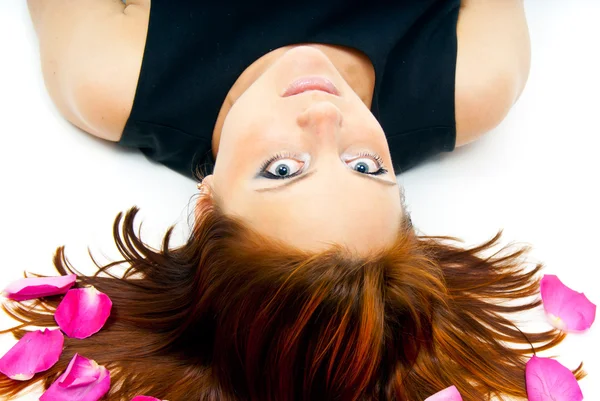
[0,0,598,399]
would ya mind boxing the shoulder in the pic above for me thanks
[29,0,150,141]
[454,0,530,147]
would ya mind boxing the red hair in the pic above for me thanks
[0,201,584,400]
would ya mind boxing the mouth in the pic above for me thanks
[282,76,340,97]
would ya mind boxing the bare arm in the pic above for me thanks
[455,0,531,146]
[27,0,150,141]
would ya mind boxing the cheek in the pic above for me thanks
[215,119,274,193]
[214,148,251,195]
[220,110,298,169]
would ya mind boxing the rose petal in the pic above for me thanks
[2,274,77,301]
[525,356,583,401]
[425,385,463,401]
[131,397,162,401]
[540,275,596,332]
[58,354,101,388]
[0,329,64,380]
[55,287,112,339]
[40,354,111,401]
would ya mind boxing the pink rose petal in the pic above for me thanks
[0,329,64,380]
[2,274,77,301]
[425,385,463,401]
[525,356,583,401]
[40,354,111,401]
[55,287,112,339]
[540,275,596,332]
[131,397,162,401]
[58,355,100,388]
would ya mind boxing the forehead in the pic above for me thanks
[242,201,402,253]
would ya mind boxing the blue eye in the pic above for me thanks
[346,153,388,175]
[259,154,305,179]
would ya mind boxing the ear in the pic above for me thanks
[195,174,215,220]
[200,174,214,190]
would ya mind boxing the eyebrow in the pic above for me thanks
[255,169,398,193]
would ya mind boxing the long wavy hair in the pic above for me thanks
[0,197,584,401]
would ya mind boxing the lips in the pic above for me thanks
[282,76,340,97]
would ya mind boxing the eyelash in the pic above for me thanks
[354,151,388,176]
[258,151,388,179]
[259,152,296,172]
[258,152,304,179]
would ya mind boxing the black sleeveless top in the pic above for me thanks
[119,0,460,179]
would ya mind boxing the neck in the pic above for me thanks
[211,44,376,158]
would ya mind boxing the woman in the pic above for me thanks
[1,0,583,400]
[24,0,530,252]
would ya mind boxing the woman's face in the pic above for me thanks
[208,46,403,253]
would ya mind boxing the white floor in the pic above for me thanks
[0,0,598,400]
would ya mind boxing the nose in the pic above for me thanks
[297,101,343,139]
